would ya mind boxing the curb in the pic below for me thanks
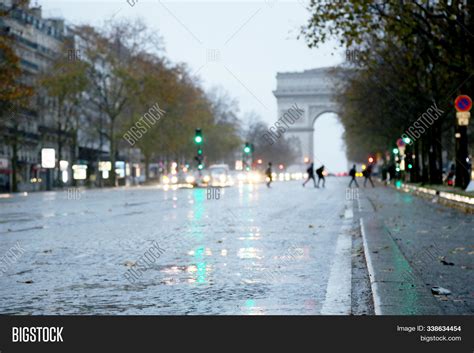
[389,182,474,213]
[359,218,382,315]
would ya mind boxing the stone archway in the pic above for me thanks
[273,67,341,163]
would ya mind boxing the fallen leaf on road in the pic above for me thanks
[431,286,451,295]
[124,261,136,268]
[440,258,455,266]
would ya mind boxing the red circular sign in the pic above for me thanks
[396,138,405,148]
[454,95,472,112]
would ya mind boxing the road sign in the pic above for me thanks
[454,95,472,112]
[456,111,471,126]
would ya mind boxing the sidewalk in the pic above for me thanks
[356,185,473,315]
[391,182,474,214]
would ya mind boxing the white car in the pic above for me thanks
[208,164,233,187]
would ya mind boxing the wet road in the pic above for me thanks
[0,179,355,315]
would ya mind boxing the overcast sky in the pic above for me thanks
[38,0,348,171]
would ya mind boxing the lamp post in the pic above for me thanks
[454,95,472,190]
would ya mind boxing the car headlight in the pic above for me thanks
[186,176,195,183]
[162,175,170,184]
[203,175,210,183]
[171,176,178,184]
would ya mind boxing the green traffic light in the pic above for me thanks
[195,136,202,144]
[403,137,411,144]
[244,146,250,154]
[408,164,413,169]
[198,148,203,155]
[198,164,203,170]
[392,148,399,154]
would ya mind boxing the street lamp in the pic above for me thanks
[454,95,472,190]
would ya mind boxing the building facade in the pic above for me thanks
[0,0,109,191]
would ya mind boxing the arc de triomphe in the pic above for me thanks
[273,67,341,164]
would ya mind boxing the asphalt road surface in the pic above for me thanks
[0,178,358,315]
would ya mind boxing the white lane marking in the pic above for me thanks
[359,218,382,315]
[320,228,352,314]
[321,204,353,315]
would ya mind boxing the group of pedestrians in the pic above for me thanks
[348,164,374,188]
[302,162,325,188]
[264,160,375,188]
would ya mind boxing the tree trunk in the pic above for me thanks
[109,120,116,187]
[412,141,420,183]
[11,139,18,192]
[145,154,150,181]
[421,136,429,185]
[56,125,63,187]
[428,124,443,184]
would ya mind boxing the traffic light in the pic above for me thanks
[194,129,203,144]
[244,142,251,154]
[392,148,399,154]
[194,129,204,170]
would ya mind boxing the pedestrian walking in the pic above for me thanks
[303,162,316,188]
[348,164,359,188]
[363,164,375,187]
[265,162,273,188]
[316,165,325,188]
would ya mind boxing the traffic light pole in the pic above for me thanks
[455,125,470,189]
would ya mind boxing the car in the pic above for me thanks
[208,164,233,187]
